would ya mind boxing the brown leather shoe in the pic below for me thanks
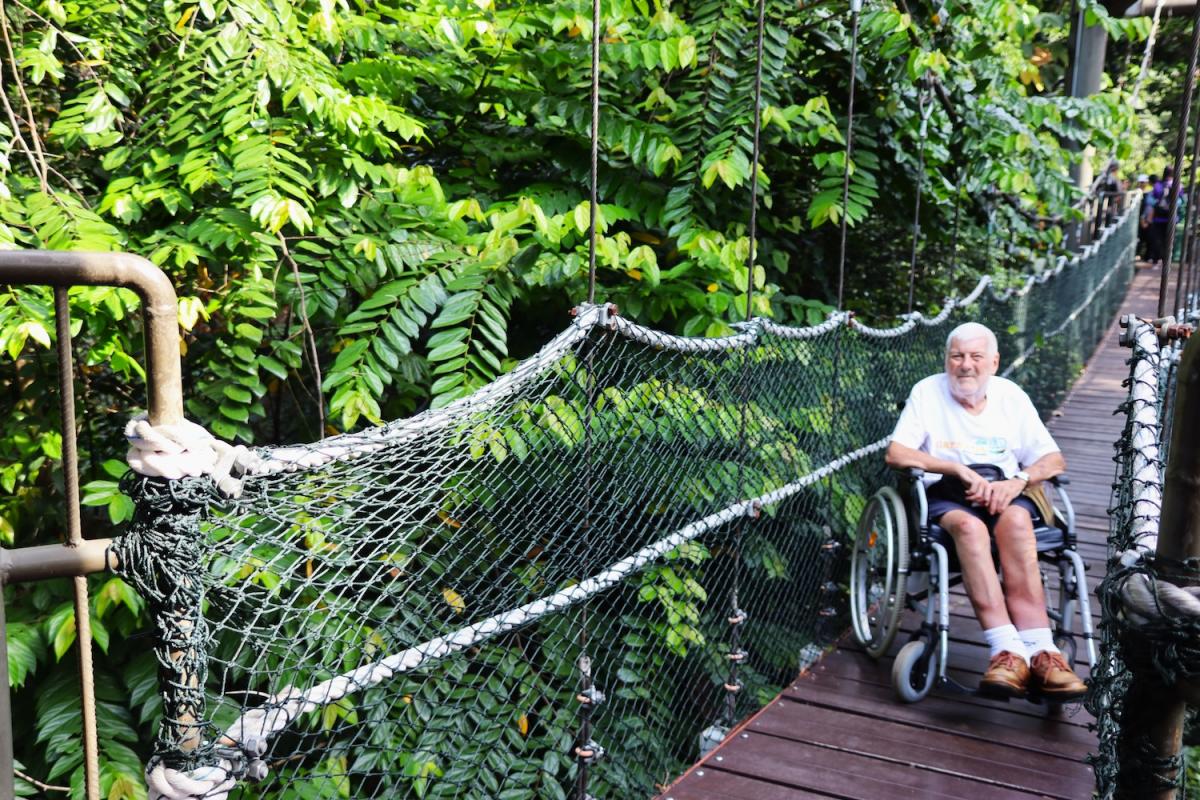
[980,650,1030,697]
[1030,650,1087,699]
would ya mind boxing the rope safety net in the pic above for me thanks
[1087,315,1200,798]
[115,207,1137,799]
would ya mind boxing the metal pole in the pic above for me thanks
[1159,5,1200,317]
[0,584,13,800]
[53,289,100,800]
[1177,105,1200,314]
[0,251,183,425]
[0,250,180,796]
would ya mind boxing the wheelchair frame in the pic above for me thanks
[850,468,1097,703]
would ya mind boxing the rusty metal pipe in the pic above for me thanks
[54,288,100,800]
[0,585,12,800]
[0,250,183,425]
[0,540,116,584]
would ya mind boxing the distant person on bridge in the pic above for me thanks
[884,322,1087,700]
[1144,166,1178,269]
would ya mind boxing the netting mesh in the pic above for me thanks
[113,207,1137,799]
[1087,318,1196,799]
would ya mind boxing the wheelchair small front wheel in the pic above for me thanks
[892,639,937,703]
[850,485,909,658]
[1053,633,1078,668]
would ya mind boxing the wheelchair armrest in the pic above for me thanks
[889,466,925,481]
[1049,474,1070,486]
[888,467,929,531]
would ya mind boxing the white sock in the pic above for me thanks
[983,624,1029,662]
[1019,627,1060,658]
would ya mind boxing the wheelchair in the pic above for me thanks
[849,467,1096,703]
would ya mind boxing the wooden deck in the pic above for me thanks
[659,265,1161,800]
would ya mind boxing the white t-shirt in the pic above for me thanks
[891,374,1060,486]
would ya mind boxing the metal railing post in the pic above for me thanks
[0,584,12,800]
[0,250,184,799]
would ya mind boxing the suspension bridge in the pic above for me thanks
[4,0,1200,790]
[6,196,1198,800]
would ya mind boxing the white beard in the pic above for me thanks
[948,374,990,405]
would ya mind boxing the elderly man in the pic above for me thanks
[884,322,1087,699]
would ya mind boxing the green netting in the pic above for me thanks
[113,206,1137,800]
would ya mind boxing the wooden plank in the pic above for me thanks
[662,770,838,800]
[815,648,1097,727]
[703,730,1042,800]
[744,699,1094,799]
[784,675,1095,752]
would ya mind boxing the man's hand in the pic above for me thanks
[984,478,1025,515]
[957,464,992,507]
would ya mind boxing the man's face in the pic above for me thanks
[945,335,999,401]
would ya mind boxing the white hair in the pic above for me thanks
[945,322,997,355]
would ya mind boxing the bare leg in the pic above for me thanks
[994,504,1051,631]
[940,510,1010,630]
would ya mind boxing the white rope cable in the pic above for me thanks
[1111,322,1200,628]
[609,315,759,351]
[248,305,603,473]
[1125,320,1164,553]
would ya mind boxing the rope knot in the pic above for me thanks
[125,414,265,498]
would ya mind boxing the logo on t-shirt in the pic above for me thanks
[935,436,1008,457]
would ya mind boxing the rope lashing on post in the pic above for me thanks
[1104,321,1198,655]
[125,415,265,498]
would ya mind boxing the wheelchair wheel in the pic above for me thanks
[892,639,936,703]
[850,485,909,658]
[1053,633,1078,668]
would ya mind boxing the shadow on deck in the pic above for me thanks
[657,265,1161,800]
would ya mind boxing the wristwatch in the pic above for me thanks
[1013,470,1031,484]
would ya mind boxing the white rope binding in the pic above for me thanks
[124,415,265,499]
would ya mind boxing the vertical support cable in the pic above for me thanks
[949,180,961,297]
[1158,4,1200,317]
[835,0,861,310]
[585,0,602,305]
[907,78,931,314]
[1175,115,1200,315]
[743,0,767,322]
[721,0,768,734]
[575,0,603,794]
[54,288,100,800]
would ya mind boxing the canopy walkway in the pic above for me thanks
[6,205,1191,800]
[659,264,1162,800]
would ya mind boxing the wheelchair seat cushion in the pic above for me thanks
[926,492,1044,532]
[928,521,1067,553]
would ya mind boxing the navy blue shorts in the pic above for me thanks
[927,491,1043,530]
